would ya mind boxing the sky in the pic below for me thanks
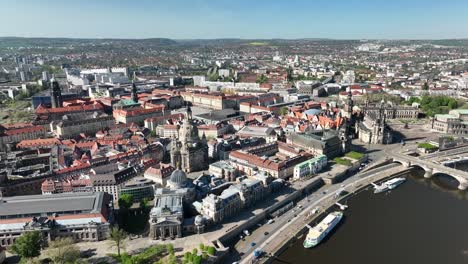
[1,0,467,39]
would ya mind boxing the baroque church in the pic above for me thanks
[170,107,209,173]
[356,100,393,144]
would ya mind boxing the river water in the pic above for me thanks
[274,167,468,264]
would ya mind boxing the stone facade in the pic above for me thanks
[362,101,419,119]
[430,109,468,135]
[356,103,393,144]
[170,108,209,173]
[199,175,280,224]
[149,188,184,240]
[0,192,112,247]
[50,114,116,138]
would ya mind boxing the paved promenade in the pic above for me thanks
[240,163,409,264]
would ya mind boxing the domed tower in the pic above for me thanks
[179,106,199,143]
[167,167,188,189]
[344,89,353,118]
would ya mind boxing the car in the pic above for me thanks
[250,242,256,247]
[264,231,269,235]
[267,219,274,224]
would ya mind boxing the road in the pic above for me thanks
[237,162,408,264]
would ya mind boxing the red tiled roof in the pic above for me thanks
[3,125,45,136]
[17,138,61,148]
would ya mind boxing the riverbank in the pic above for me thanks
[241,163,411,264]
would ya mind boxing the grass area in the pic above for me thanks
[111,244,175,264]
[248,41,268,46]
[417,143,438,151]
[333,157,352,166]
[118,210,149,234]
[0,100,34,124]
[345,151,364,160]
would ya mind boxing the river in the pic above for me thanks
[273,167,468,264]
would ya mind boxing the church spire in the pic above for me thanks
[131,81,138,103]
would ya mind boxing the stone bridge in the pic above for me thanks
[391,154,468,190]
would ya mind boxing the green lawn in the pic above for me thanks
[248,42,268,46]
[333,157,352,166]
[417,143,438,151]
[345,151,364,160]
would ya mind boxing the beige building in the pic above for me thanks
[113,105,165,124]
[50,113,116,138]
[0,125,47,151]
[180,91,226,110]
[0,192,112,247]
[431,109,468,135]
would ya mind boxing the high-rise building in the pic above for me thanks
[42,71,49,81]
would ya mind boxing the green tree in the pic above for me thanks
[422,82,429,90]
[199,243,205,251]
[166,244,174,255]
[118,193,134,210]
[279,106,289,116]
[192,255,202,264]
[183,252,192,264]
[256,74,268,84]
[208,73,219,82]
[11,231,42,260]
[286,66,293,82]
[167,252,177,264]
[206,246,216,256]
[47,237,81,264]
[139,197,150,211]
[448,99,458,109]
[192,248,198,256]
[109,227,127,257]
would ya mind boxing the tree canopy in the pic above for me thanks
[46,237,81,264]
[256,74,268,84]
[11,231,42,260]
[109,227,127,257]
[419,95,459,117]
[118,193,134,209]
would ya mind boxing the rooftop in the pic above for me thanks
[0,192,107,218]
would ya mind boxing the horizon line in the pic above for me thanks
[1,36,468,41]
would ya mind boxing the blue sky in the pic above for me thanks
[1,0,467,39]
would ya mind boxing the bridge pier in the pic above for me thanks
[424,168,433,179]
[458,181,468,191]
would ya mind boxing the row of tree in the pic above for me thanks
[407,95,459,117]
[10,231,83,264]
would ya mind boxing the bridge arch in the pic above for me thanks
[432,171,468,190]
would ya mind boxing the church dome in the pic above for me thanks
[168,169,187,188]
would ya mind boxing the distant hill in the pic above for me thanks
[0,37,177,48]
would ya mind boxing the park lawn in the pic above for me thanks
[417,143,438,150]
[345,151,364,160]
[333,157,352,166]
